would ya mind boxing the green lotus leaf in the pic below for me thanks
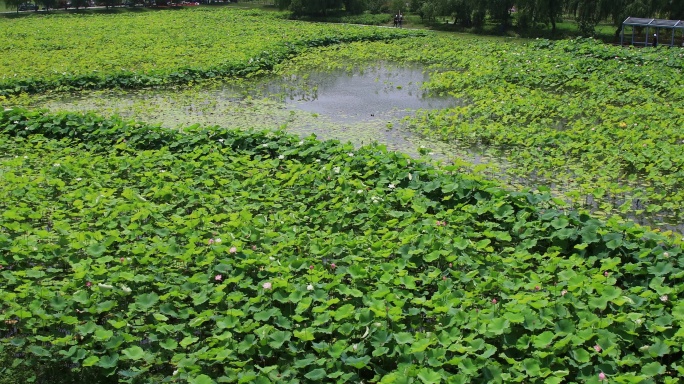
[410,338,434,353]
[254,308,281,321]
[96,300,117,313]
[588,297,608,310]
[268,331,292,349]
[87,243,107,257]
[417,368,442,384]
[49,296,68,311]
[487,318,510,335]
[344,355,370,369]
[96,354,119,369]
[135,292,159,311]
[648,262,674,277]
[641,362,665,376]
[160,338,178,350]
[94,328,113,341]
[121,346,145,360]
[333,304,355,321]
[294,328,316,341]
[28,345,51,357]
[532,331,555,349]
[189,374,217,384]
[522,358,540,376]
[554,319,575,335]
[180,336,199,348]
[395,332,414,345]
[647,341,669,357]
[304,368,327,380]
[82,355,100,367]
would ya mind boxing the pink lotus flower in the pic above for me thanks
[535,285,540,291]
[448,263,452,268]
[492,299,497,304]
[309,265,314,270]
[208,238,214,245]
[262,282,272,290]
[229,247,237,254]
[86,281,92,288]
[442,276,447,281]
[330,263,336,269]
[215,274,222,281]
[594,344,601,352]
[598,372,606,381]
[604,271,609,277]
[252,245,257,250]
[120,257,125,263]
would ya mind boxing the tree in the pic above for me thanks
[101,0,118,9]
[37,0,57,10]
[664,0,684,19]
[3,0,25,12]
[486,0,515,29]
[72,0,87,9]
[419,1,435,22]
[516,0,564,35]
[566,0,609,36]
[342,0,364,14]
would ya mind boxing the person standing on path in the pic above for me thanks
[653,33,658,47]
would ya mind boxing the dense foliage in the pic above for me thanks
[408,0,684,36]
[1,108,684,383]
[0,8,421,96]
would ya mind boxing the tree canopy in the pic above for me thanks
[273,0,683,37]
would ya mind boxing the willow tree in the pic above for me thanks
[515,0,564,34]
[3,0,25,12]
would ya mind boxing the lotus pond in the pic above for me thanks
[29,63,466,159]
[2,108,684,384]
[16,36,684,232]
[2,7,684,384]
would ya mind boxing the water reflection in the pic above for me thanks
[272,64,457,122]
[37,63,474,161]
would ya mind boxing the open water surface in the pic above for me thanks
[37,62,485,162]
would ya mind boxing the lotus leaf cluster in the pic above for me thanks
[1,109,683,383]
